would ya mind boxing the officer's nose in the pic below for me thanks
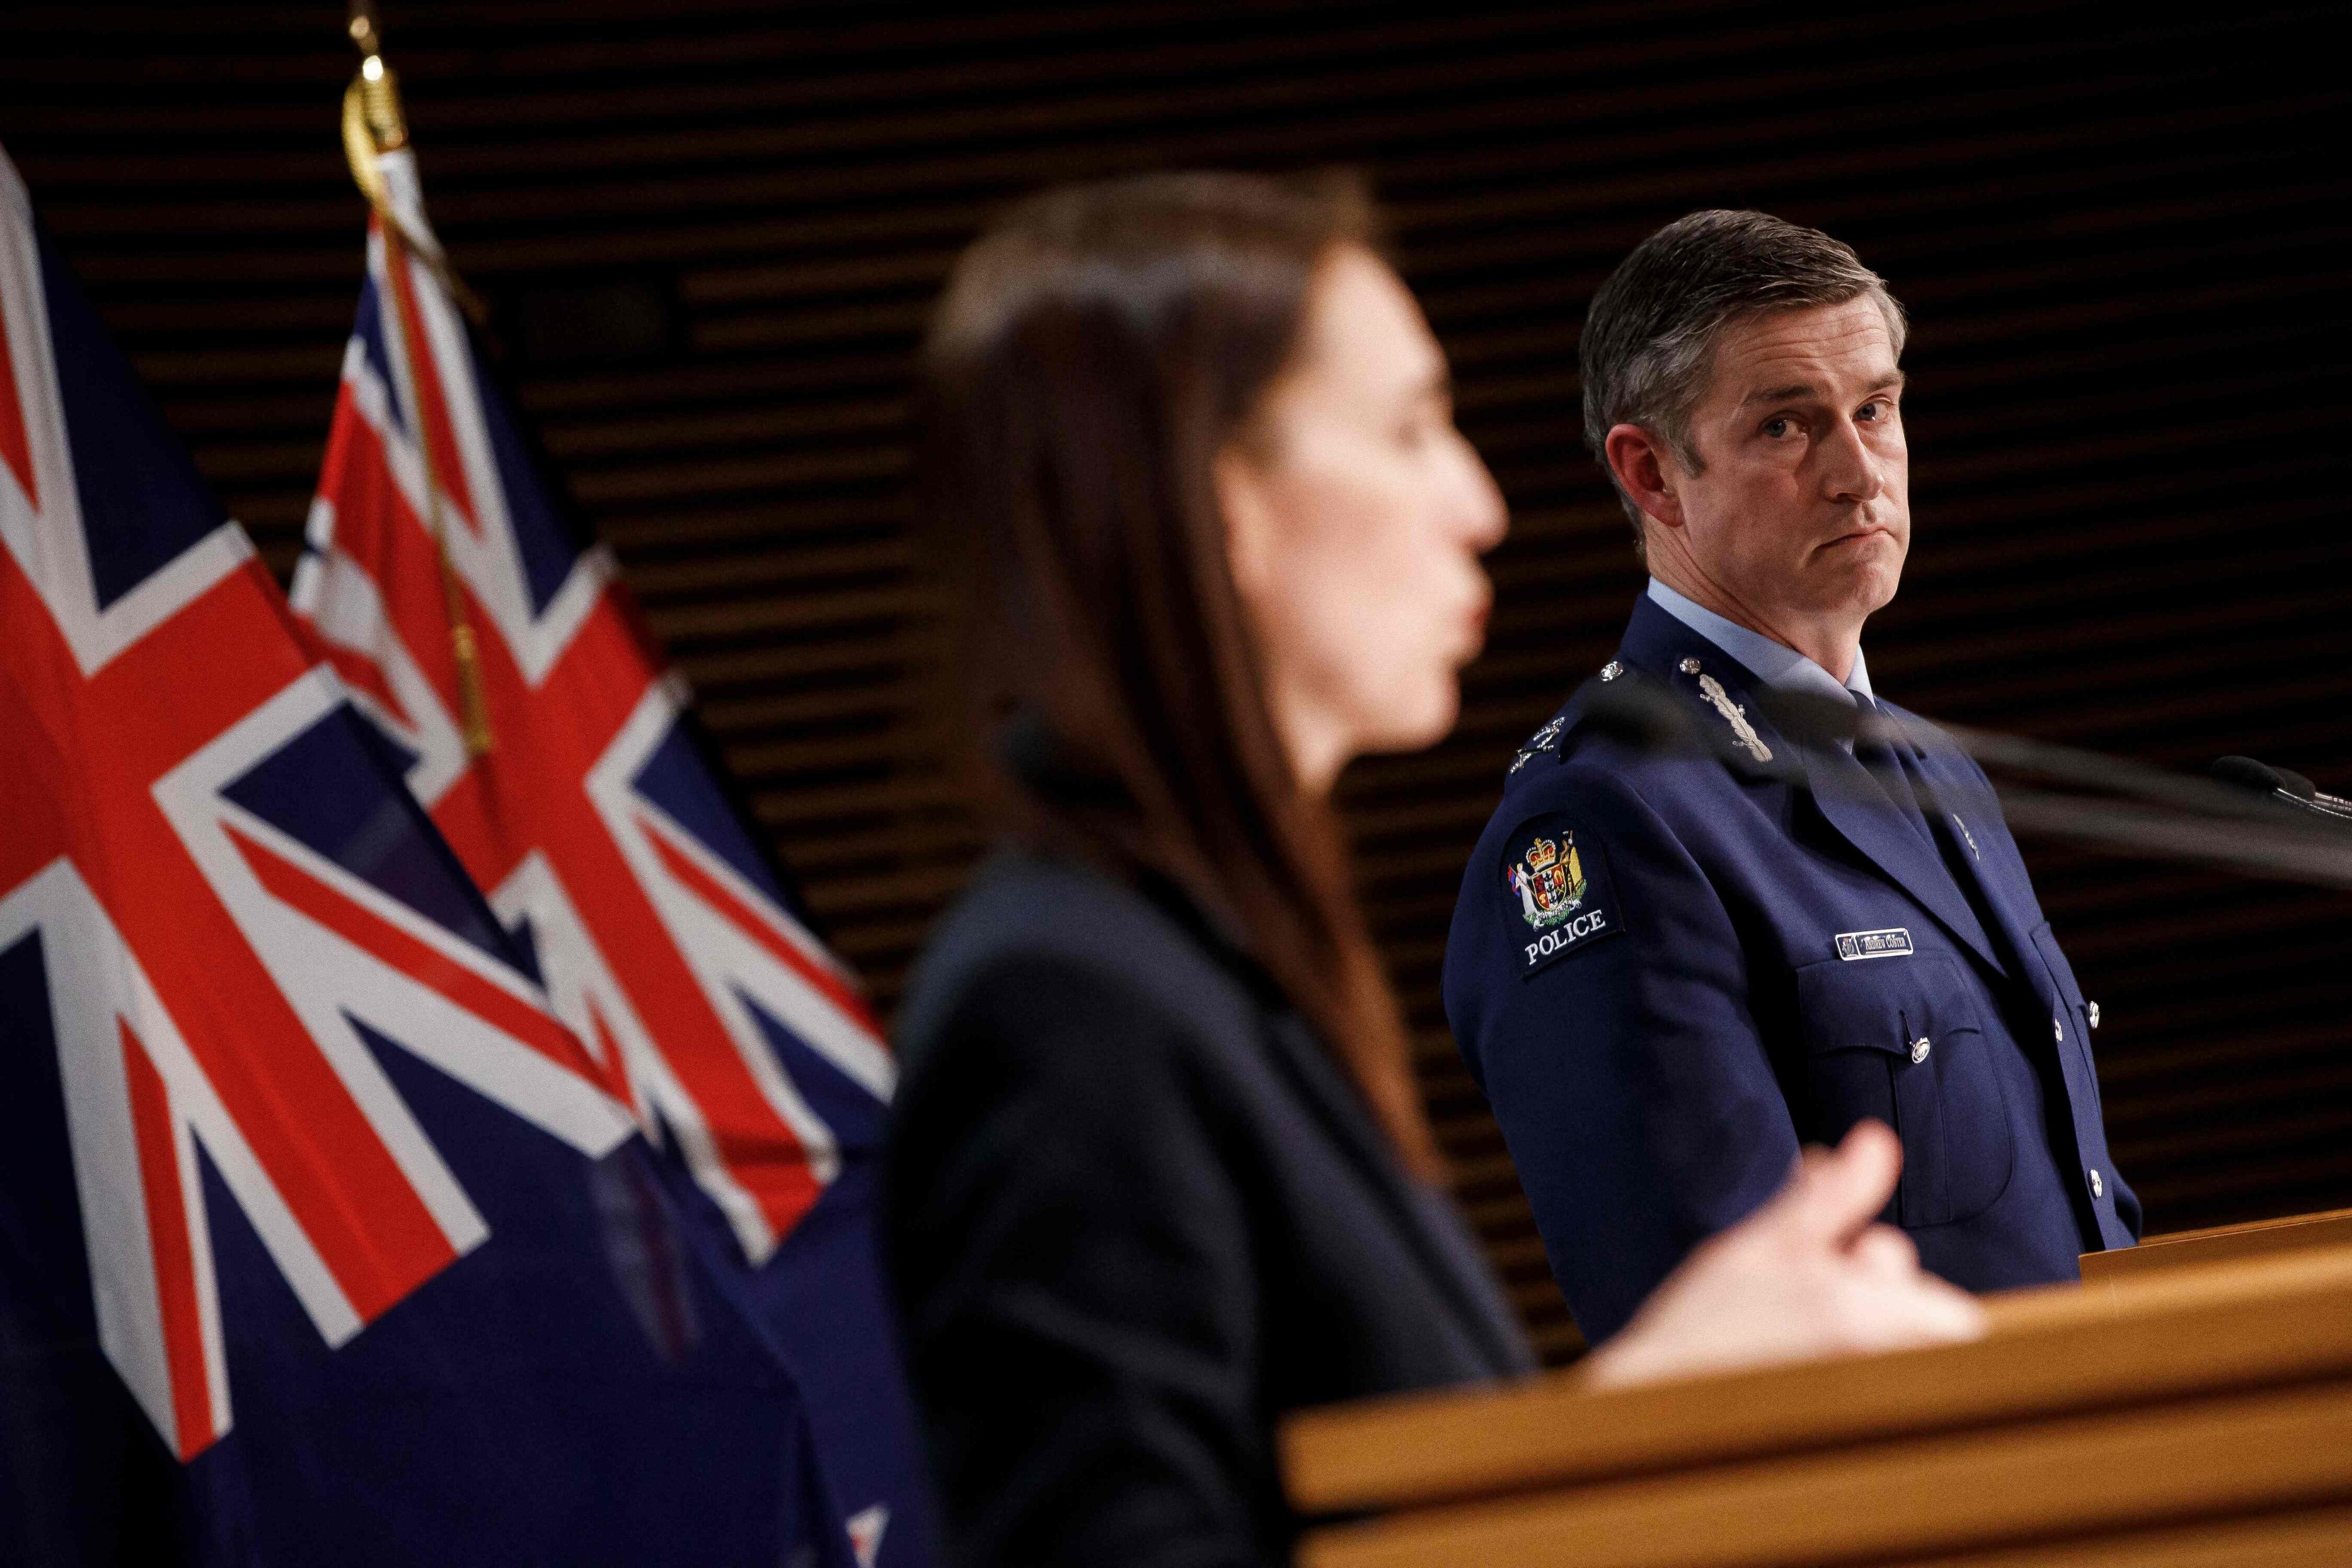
[1820,416,1885,506]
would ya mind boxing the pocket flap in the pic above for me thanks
[1797,951,1985,1055]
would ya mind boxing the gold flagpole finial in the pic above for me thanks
[350,5,409,150]
[339,2,496,758]
[342,2,410,210]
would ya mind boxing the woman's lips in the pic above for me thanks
[1454,596,1492,663]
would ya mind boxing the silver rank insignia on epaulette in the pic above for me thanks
[1599,660,1623,682]
[1679,658,1773,764]
[1508,716,1566,775]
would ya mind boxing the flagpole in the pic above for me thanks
[343,0,495,757]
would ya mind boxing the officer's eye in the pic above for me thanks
[1858,400,1886,421]
[1761,416,1794,439]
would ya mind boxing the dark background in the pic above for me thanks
[6,1,2348,1362]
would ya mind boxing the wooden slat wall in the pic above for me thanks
[7,0,2348,1365]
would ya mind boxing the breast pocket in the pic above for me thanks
[1795,953,2014,1228]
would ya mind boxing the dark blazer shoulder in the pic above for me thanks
[895,848,1266,1080]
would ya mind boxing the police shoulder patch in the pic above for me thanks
[1500,812,1624,978]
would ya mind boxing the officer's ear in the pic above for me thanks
[1604,423,1686,531]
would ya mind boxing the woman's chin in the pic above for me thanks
[1356,685,1459,758]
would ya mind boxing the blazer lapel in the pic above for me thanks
[1798,732,2007,978]
[1138,874,1534,1375]
[1256,1012,1534,1373]
[1618,598,2006,977]
[1886,707,2035,978]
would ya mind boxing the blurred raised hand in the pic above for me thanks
[1584,1120,1987,1390]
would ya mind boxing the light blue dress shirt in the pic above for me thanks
[1645,578,1873,709]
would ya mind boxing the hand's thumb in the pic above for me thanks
[1781,1120,1903,1248]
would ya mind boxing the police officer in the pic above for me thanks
[1444,210,2139,1345]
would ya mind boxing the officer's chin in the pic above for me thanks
[1808,539,1905,611]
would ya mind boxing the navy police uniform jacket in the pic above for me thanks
[1443,596,2139,1343]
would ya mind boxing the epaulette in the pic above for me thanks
[1505,714,1567,776]
[1506,655,1802,785]
[1504,659,1628,777]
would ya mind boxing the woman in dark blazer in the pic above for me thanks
[885,172,1981,1568]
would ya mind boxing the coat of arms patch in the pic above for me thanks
[1500,812,1623,978]
[1508,833,1587,928]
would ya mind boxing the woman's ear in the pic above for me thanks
[1604,423,1685,530]
[1215,443,1282,602]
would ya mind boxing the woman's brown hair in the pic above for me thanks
[916,170,1440,1180]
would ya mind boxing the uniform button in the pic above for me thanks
[1909,1037,1932,1064]
[2088,1001,2101,1030]
[2053,1015,2065,1043]
[2090,1170,2105,1199]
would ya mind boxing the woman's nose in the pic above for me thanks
[1455,442,1509,549]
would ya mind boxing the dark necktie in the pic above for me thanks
[1858,694,2022,988]
[1858,693,2001,913]
[1852,691,1936,849]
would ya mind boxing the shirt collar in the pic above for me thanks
[1645,578,1874,708]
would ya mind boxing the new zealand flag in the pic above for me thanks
[289,149,930,1567]
[0,144,858,1566]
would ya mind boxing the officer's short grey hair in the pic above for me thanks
[1581,210,1906,551]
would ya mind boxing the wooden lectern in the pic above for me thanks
[1283,1218,2352,1566]
[2080,1207,2352,1285]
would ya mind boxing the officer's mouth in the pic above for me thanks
[1818,524,1895,555]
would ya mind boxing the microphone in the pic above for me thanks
[1573,668,1837,780]
[2210,756,2352,824]
[1572,674,2352,890]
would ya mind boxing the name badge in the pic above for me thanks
[1836,928,1913,961]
